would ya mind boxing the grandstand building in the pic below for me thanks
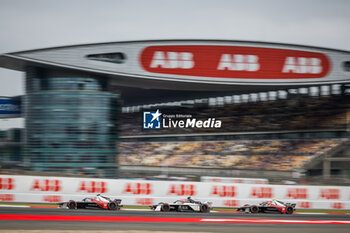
[0,40,349,179]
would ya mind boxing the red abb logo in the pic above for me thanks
[0,194,14,201]
[319,188,340,200]
[42,195,62,203]
[168,184,196,196]
[135,198,154,205]
[211,185,236,197]
[78,181,107,193]
[250,187,273,198]
[286,188,308,199]
[0,178,15,190]
[223,200,239,207]
[299,201,312,209]
[31,179,61,192]
[331,202,344,209]
[123,183,152,195]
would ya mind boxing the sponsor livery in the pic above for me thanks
[151,197,212,213]
[237,199,296,214]
[59,194,122,211]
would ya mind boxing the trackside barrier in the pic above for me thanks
[0,175,349,209]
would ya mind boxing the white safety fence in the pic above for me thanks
[0,175,349,209]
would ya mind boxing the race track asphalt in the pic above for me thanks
[0,207,349,233]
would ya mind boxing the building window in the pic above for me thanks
[343,61,350,71]
[86,53,126,64]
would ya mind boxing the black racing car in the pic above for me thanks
[237,199,296,214]
[59,194,122,210]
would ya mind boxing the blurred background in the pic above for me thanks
[1,84,349,185]
[0,0,349,187]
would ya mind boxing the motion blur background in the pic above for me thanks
[0,0,349,187]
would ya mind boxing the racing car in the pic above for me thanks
[59,194,122,210]
[151,197,212,213]
[237,199,296,214]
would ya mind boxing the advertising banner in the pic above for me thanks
[1,175,349,209]
[140,45,330,79]
[0,98,21,118]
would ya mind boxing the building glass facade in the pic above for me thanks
[25,67,119,177]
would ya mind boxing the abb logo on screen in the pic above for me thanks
[140,45,330,79]
[31,179,61,192]
[42,195,62,203]
[319,188,340,200]
[135,198,154,205]
[0,194,14,201]
[168,184,196,196]
[0,178,15,190]
[298,201,312,209]
[285,188,308,199]
[250,187,273,198]
[223,200,239,207]
[123,183,152,195]
[78,181,107,193]
[211,185,236,197]
[150,51,194,69]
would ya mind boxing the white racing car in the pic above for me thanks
[151,197,212,213]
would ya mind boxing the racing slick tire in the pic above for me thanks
[285,206,294,214]
[200,204,210,213]
[161,203,170,212]
[67,200,77,209]
[108,202,118,210]
[250,205,259,213]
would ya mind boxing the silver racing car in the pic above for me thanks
[151,197,212,213]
